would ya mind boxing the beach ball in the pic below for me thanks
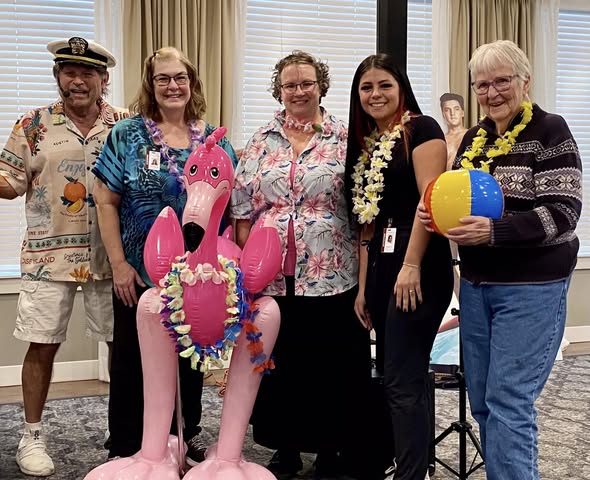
[424,169,504,235]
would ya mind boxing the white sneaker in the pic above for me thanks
[16,429,55,477]
[384,460,396,480]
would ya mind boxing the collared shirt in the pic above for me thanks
[0,99,129,282]
[230,108,358,297]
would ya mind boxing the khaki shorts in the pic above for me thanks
[14,279,114,344]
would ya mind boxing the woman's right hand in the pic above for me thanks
[354,290,372,330]
[112,261,146,307]
[417,201,434,232]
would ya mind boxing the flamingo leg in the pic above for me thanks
[183,296,280,480]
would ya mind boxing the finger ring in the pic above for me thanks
[409,289,414,293]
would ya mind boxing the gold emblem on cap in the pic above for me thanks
[68,37,88,56]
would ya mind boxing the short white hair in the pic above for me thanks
[469,40,531,81]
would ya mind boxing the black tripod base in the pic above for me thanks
[434,420,485,479]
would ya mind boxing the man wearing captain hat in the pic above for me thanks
[0,36,128,477]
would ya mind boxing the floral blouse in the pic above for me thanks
[231,108,358,297]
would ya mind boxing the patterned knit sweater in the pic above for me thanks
[453,104,582,284]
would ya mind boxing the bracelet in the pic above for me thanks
[402,262,420,270]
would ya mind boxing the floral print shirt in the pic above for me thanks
[0,99,129,282]
[231,108,358,297]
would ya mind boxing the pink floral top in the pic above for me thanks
[231,108,358,297]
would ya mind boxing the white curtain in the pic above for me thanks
[531,0,559,112]
[94,0,125,382]
[431,0,451,130]
[230,0,246,147]
[94,0,126,109]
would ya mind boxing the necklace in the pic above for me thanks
[159,254,274,374]
[351,111,411,224]
[143,116,204,190]
[461,101,533,172]
[277,110,323,134]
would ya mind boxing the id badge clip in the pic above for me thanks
[381,227,396,253]
[146,147,161,171]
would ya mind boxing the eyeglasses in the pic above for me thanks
[153,73,190,87]
[280,80,317,94]
[471,75,519,95]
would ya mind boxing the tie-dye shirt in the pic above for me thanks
[0,99,129,282]
[230,108,358,297]
[92,114,238,286]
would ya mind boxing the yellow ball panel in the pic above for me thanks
[430,170,472,234]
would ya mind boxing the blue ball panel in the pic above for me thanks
[469,170,504,219]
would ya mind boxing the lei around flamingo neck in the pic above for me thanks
[158,254,273,374]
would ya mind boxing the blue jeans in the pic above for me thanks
[459,278,570,480]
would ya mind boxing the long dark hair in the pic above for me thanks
[344,53,422,222]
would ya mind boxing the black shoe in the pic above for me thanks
[312,451,342,479]
[186,434,208,466]
[267,449,303,476]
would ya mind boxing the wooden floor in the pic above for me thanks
[1,343,588,405]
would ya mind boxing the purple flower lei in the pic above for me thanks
[143,116,204,191]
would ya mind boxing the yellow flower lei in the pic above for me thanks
[351,111,411,224]
[461,101,533,173]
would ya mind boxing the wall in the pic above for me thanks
[566,269,590,330]
[0,267,587,384]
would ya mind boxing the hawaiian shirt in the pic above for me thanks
[0,99,129,282]
[93,115,238,286]
[231,108,358,297]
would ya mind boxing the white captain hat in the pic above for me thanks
[47,36,116,69]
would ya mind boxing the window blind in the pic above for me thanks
[407,0,433,115]
[239,0,377,149]
[556,9,590,256]
[0,0,95,278]
[239,0,433,149]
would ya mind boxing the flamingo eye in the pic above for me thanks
[210,167,219,179]
[189,164,198,176]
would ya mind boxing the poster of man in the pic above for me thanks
[440,93,468,170]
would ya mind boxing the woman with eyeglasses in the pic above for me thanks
[418,40,582,480]
[230,50,370,479]
[92,47,238,464]
[344,53,453,480]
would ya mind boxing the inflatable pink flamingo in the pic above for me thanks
[84,128,282,480]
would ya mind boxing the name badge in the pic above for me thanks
[146,147,161,170]
[381,227,396,253]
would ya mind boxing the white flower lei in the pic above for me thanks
[351,111,411,224]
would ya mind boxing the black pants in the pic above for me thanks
[366,230,453,480]
[382,273,452,480]
[107,284,204,457]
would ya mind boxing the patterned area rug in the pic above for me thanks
[0,355,589,480]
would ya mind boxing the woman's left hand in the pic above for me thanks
[446,216,491,245]
[394,264,422,312]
